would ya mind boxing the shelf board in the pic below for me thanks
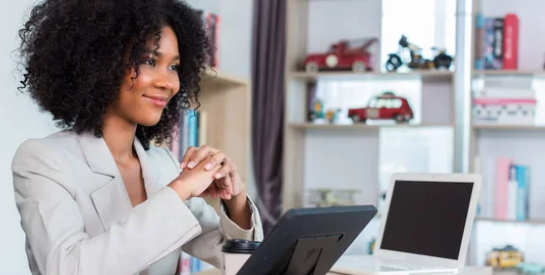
[289,123,454,130]
[201,68,249,89]
[476,218,545,225]
[472,70,545,76]
[369,215,545,225]
[472,124,545,131]
[289,70,454,82]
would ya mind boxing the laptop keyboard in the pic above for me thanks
[380,262,438,271]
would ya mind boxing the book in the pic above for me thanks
[492,18,505,69]
[474,156,497,218]
[206,13,220,68]
[472,88,536,125]
[172,109,209,274]
[495,158,512,220]
[515,165,529,221]
[194,10,220,68]
[503,14,519,70]
[474,12,485,70]
[507,165,518,220]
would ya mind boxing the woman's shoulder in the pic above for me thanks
[14,130,79,159]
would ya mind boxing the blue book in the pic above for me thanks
[475,12,485,70]
[190,256,201,273]
[179,111,190,158]
[515,165,529,221]
[187,110,199,148]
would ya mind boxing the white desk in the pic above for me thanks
[193,266,492,275]
[193,269,340,275]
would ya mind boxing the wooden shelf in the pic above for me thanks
[201,68,249,89]
[289,123,454,130]
[194,69,250,210]
[370,215,545,225]
[289,70,454,82]
[472,70,545,76]
[472,124,545,131]
[476,218,545,225]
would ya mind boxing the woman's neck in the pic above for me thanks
[101,111,138,164]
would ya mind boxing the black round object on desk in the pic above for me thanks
[222,239,260,254]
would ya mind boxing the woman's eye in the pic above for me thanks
[170,64,180,71]
[145,59,155,66]
[140,58,155,66]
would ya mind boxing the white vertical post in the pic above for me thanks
[455,0,474,173]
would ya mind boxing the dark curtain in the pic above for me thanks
[251,0,286,235]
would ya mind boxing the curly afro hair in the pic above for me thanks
[18,0,210,150]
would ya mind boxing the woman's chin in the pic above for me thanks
[137,116,162,127]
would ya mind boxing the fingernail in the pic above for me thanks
[215,173,221,179]
[188,161,195,169]
[181,162,186,169]
[205,163,212,170]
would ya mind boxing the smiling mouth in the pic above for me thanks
[143,95,168,107]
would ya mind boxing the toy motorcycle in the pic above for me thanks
[386,35,453,72]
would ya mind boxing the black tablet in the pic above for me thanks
[237,205,377,275]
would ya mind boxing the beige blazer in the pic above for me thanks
[12,130,264,275]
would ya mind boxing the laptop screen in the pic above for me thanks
[380,180,474,260]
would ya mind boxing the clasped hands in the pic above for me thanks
[169,145,245,201]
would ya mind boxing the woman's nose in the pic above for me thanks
[154,72,174,91]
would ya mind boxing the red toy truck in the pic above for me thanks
[348,92,413,123]
[304,38,378,72]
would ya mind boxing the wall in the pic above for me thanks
[0,0,59,274]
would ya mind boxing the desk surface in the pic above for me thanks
[193,269,340,275]
[193,266,492,275]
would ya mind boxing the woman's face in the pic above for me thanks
[112,25,181,127]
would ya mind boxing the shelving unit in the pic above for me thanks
[472,70,545,76]
[283,0,545,268]
[288,123,455,130]
[472,125,545,131]
[466,0,545,266]
[196,68,250,183]
[476,218,545,225]
[289,70,454,82]
[189,68,251,211]
[283,0,458,212]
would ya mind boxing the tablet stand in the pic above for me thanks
[282,234,343,275]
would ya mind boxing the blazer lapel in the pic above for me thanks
[78,133,132,231]
[133,138,162,196]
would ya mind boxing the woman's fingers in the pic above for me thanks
[214,161,233,181]
[187,145,219,170]
[204,152,227,171]
[208,182,219,200]
[216,174,233,200]
[180,146,198,169]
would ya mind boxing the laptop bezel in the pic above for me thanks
[373,173,482,269]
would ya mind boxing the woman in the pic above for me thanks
[13,0,263,274]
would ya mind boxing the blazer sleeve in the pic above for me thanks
[162,148,265,268]
[12,139,203,275]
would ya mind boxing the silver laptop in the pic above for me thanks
[331,173,482,275]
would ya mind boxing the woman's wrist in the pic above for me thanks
[168,179,191,201]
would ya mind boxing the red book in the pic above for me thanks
[503,13,519,70]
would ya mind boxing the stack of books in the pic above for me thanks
[169,109,211,275]
[474,13,519,70]
[475,156,530,221]
[472,87,536,126]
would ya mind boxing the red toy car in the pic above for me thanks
[304,38,378,73]
[348,92,413,123]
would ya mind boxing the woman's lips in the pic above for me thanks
[143,95,168,107]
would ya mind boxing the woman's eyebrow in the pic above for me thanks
[149,50,180,61]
